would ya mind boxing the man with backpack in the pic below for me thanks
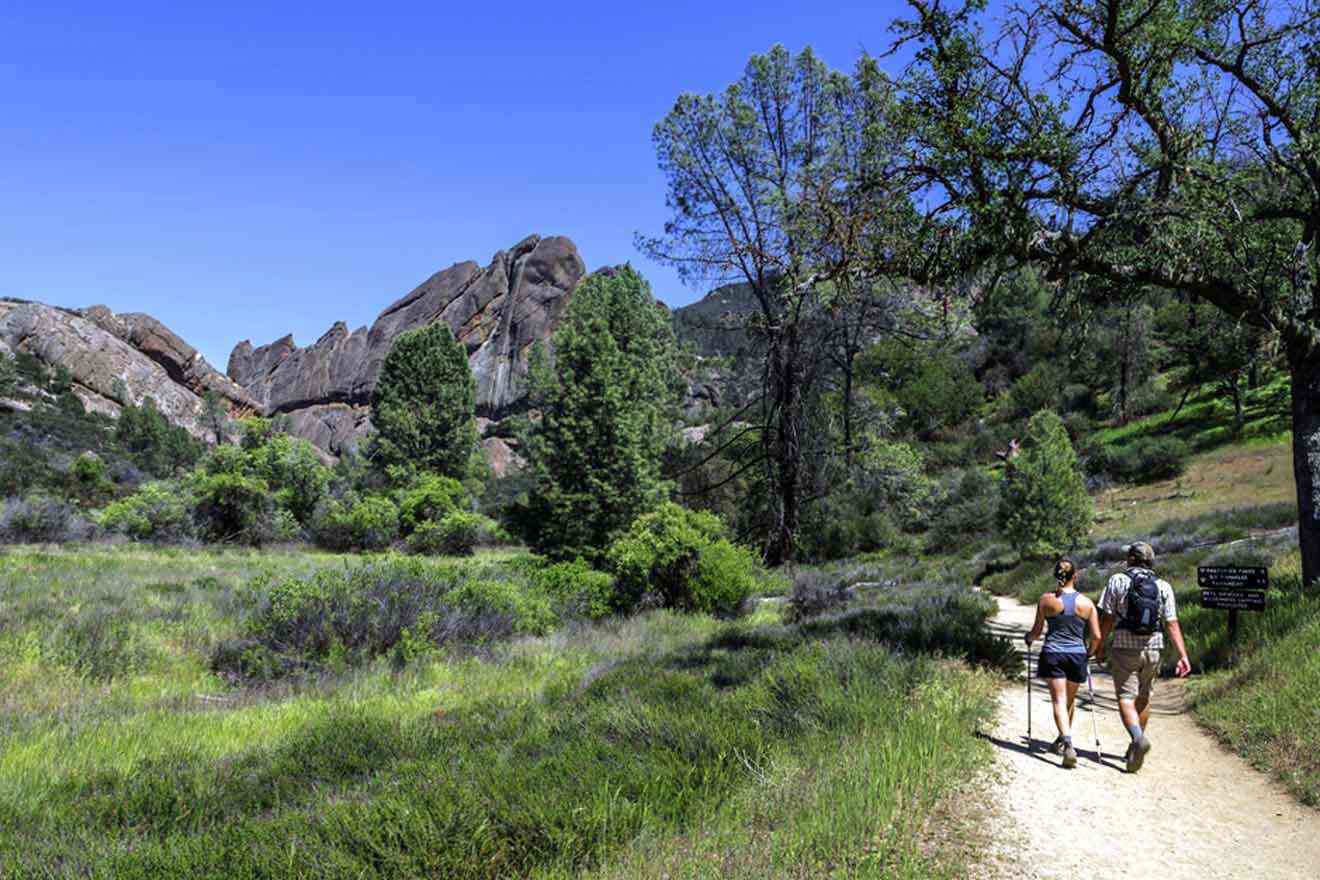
[1095,541,1192,773]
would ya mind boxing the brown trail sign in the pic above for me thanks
[1198,565,1269,644]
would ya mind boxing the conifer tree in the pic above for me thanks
[523,266,679,560]
[370,323,477,479]
[999,410,1092,558]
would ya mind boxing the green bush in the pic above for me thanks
[1094,436,1191,484]
[607,502,760,615]
[191,470,275,544]
[405,511,507,556]
[311,494,399,551]
[446,578,556,635]
[1008,363,1064,419]
[95,481,194,542]
[999,410,1092,557]
[69,451,115,503]
[212,558,563,679]
[530,558,616,620]
[243,430,331,524]
[115,396,204,476]
[0,353,16,396]
[396,473,467,532]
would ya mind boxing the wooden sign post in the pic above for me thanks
[1198,565,1268,645]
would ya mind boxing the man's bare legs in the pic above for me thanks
[1118,695,1152,731]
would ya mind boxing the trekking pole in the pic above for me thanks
[1086,662,1102,761]
[1025,644,1033,749]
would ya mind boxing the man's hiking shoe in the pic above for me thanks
[1126,736,1152,773]
[1062,744,1078,769]
[1050,736,1066,755]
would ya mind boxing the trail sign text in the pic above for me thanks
[1198,566,1268,616]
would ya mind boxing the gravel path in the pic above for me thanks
[983,595,1320,880]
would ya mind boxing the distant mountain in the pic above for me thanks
[670,281,758,360]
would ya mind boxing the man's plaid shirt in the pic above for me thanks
[1100,568,1178,651]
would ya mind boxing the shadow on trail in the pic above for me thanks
[978,731,1128,774]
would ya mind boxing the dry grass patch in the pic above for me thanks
[1093,440,1295,539]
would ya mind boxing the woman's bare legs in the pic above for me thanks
[1049,678,1083,767]
[1048,677,1073,738]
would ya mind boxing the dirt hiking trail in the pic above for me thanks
[981,595,1320,880]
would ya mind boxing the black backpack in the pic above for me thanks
[1119,568,1162,635]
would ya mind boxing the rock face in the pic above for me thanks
[228,234,586,456]
[0,298,259,440]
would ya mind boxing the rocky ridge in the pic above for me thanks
[0,298,258,440]
[227,234,586,462]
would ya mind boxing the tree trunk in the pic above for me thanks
[766,329,803,566]
[1230,377,1244,441]
[1117,313,1131,425]
[1289,350,1320,590]
[842,355,855,470]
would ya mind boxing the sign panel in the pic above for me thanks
[1197,566,1269,589]
[1200,588,1267,611]
[1198,565,1268,612]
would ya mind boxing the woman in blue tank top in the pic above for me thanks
[1023,559,1101,768]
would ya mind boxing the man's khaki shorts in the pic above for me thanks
[1110,648,1162,701]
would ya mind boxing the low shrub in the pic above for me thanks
[406,511,508,556]
[212,557,567,679]
[48,603,151,681]
[1089,436,1191,484]
[786,568,858,623]
[797,582,1016,673]
[607,502,761,615]
[70,451,114,502]
[530,558,615,620]
[95,481,195,542]
[396,473,468,533]
[311,494,399,551]
[446,577,556,635]
[0,493,87,543]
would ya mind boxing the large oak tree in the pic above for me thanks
[891,0,1320,585]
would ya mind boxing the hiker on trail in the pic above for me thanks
[1095,541,1191,773]
[1023,558,1101,768]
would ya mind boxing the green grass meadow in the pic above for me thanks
[0,545,1006,879]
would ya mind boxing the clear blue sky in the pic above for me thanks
[1,1,906,368]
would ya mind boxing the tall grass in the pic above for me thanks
[0,546,1003,879]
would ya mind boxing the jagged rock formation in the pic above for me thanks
[228,234,586,457]
[0,298,258,439]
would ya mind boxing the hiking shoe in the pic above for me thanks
[1126,735,1152,773]
[1062,744,1078,769]
[1050,736,1066,755]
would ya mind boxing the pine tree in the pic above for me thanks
[370,323,478,480]
[999,410,1092,558]
[523,266,679,560]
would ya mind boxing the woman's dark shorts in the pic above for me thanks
[1037,652,1088,683]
